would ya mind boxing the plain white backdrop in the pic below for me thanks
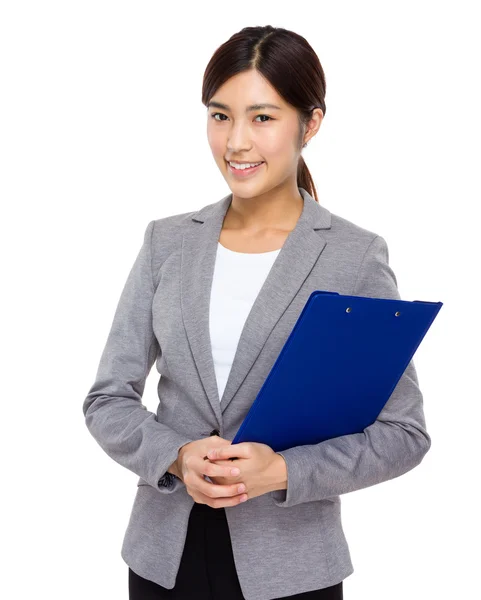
[1,1,479,598]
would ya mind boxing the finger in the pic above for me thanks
[205,460,235,486]
[207,443,249,461]
[203,459,241,479]
[194,472,246,500]
[202,438,233,460]
[193,457,241,488]
[194,487,248,509]
[199,455,240,478]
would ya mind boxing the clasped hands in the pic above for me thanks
[179,437,283,509]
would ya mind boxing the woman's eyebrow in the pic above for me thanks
[207,101,282,112]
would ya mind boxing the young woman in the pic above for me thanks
[83,25,431,600]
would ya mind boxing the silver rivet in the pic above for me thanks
[346,307,352,313]
[395,311,401,316]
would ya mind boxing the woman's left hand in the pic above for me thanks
[205,442,280,501]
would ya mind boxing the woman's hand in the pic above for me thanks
[206,442,281,501]
[177,437,248,508]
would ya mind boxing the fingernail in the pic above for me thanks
[231,468,240,476]
[238,484,245,493]
[208,450,216,458]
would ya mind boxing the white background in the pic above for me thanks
[1,1,479,598]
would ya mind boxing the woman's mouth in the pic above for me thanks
[226,160,265,178]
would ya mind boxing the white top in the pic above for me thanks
[209,242,281,402]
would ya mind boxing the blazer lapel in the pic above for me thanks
[181,187,332,428]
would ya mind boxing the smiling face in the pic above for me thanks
[206,69,322,200]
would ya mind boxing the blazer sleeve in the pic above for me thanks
[270,235,432,508]
[82,219,194,494]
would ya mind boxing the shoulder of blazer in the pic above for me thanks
[332,211,390,269]
[147,195,230,289]
[329,212,381,245]
[148,210,196,290]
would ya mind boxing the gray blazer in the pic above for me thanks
[83,187,431,600]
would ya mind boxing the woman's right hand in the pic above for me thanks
[177,437,248,508]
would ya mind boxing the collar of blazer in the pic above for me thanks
[180,187,332,424]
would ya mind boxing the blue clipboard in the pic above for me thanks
[232,291,442,452]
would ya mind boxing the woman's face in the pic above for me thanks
[206,69,321,199]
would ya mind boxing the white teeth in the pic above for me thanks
[229,161,263,170]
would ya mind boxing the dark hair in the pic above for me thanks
[202,25,327,203]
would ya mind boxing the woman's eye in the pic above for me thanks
[210,113,272,123]
[255,114,272,122]
[211,113,228,121]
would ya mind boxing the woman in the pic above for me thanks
[83,25,431,600]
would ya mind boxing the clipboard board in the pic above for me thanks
[232,290,442,453]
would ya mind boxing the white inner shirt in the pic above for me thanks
[209,242,281,402]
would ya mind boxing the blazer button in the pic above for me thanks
[210,429,220,436]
